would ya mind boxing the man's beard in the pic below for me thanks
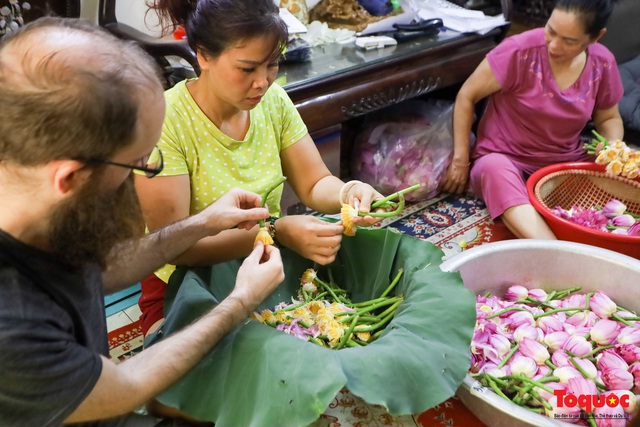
[48,173,146,269]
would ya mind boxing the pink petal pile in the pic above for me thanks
[552,199,640,236]
[471,285,640,426]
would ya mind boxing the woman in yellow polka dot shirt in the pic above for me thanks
[135,0,384,338]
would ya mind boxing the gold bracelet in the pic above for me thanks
[267,216,279,247]
[339,180,363,205]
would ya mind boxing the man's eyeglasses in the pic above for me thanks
[82,146,164,178]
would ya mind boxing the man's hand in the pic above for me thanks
[229,242,285,315]
[197,188,270,235]
[441,163,469,195]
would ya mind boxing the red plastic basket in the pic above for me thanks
[527,162,640,259]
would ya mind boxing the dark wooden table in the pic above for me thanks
[277,22,510,211]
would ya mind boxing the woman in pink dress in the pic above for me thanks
[441,0,624,239]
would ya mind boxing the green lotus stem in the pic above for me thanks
[544,359,557,370]
[484,375,512,402]
[501,375,554,394]
[298,320,311,329]
[359,193,405,218]
[524,297,556,310]
[612,312,633,327]
[585,292,593,311]
[375,298,403,320]
[315,276,345,304]
[497,343,520,369]
[619,316,640,321]
[581,345,615,359]
[380,269,403,298]
[346,339,361,347]
[301,288,310,302]
[533,307,587,319]
[482,373,509,388]
[338,315,379,324]
[258,176,287,227]
[371,184,421,209]
[349,297,388,308]
[355,296,402,316]
[353,301,401,332]
[545,291,556,302]
[553,287,582,300]
[274,301,307,313]
[308,336,324,346]
[485,307,529,320]
[569,357,606,389]
[336,314,359,350]
[587,415,599,427]
[312,291,328,301]
[592,129,608,143]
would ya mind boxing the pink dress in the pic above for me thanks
[469,28,624,219]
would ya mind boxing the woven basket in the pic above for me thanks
[527,162,640,259]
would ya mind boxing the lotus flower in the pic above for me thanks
[504,285,528,301]
[603,199,628,218]
[519,337,550,365]
[590,291,618,319]
[509,355,537,378]
[593,401,628,427]
[601,367,634,390]
[591,319,620,345]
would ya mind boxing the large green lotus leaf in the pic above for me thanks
[149,228,476,427]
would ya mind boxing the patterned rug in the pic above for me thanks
[108,192,516,426]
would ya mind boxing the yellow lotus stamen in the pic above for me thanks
[254,226,273,246]
[606,159,624,175]
[341,203,358,236]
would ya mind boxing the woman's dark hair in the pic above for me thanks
[554,0,618,38]
[149,0,288,62]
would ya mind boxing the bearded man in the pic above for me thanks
[0,17,284,426]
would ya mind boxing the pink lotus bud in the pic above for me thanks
[535,365,551,379]
[611,214,636,227]
[519,337,550,365]
[513,324,539,343]
[612,228,629,235]
[616,344,640,365]
[552,349,572,367]
[528,288,548,302]
[603,199,628,218]
[506,310,535,328]
[537,315,564,333]
[554,366,582,383]
[598,350,630,371]
[608,390,638,415]
[482,362,509,378]
[489,334,511,357]
[628,221,640,237]
[590,291,618,319]
[562,294,586,308]
[567,376,598,398]
[504,285,528,301]
[617,327,640,346]
[602,367,634,390]
[591,319,621,345]
[593,400,628,426]
[545,331,570,352]
[509,355,538,378]
[567,310,598,328]
[629,363,640,390]
[572,357,598,379]
[563,335,593,356]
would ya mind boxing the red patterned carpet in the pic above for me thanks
[108,193,516,426]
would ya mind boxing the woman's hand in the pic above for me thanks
[441,162,470,195]
[340,180,385,225]
[275,215,343,265]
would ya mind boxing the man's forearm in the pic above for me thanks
[102,214,213,293]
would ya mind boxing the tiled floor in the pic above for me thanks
[106,302,141,334]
